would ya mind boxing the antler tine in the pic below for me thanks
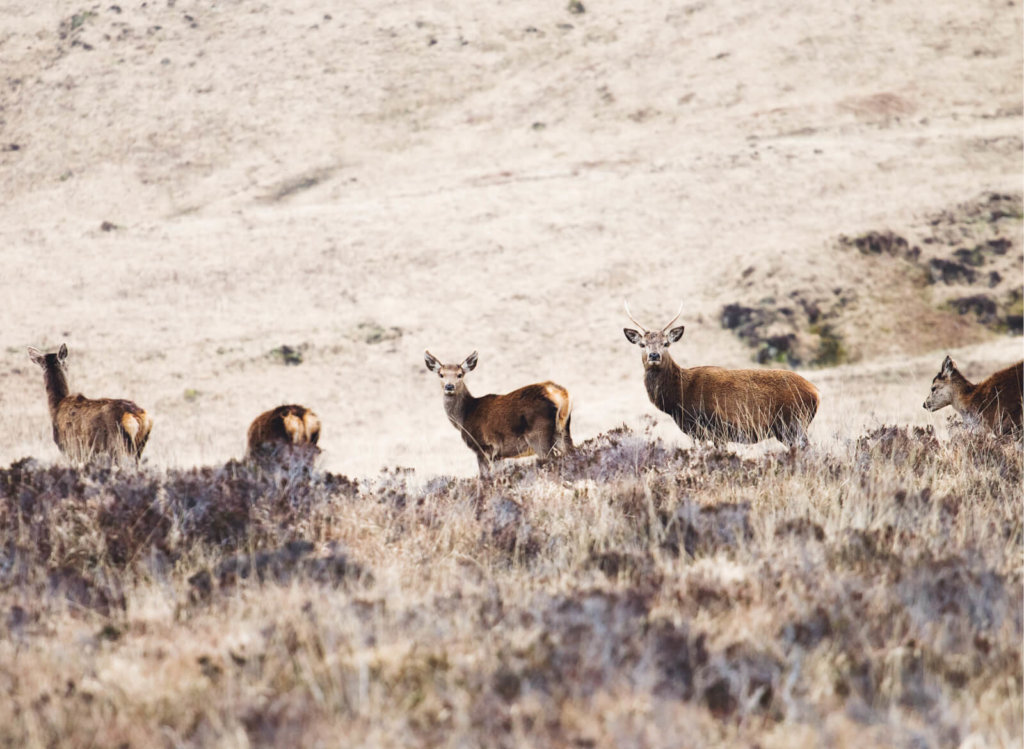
[623,300,649,333]
[660,303,684,333]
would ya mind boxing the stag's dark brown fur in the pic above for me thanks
[246,404,321,464]
[28,344,152,463]
[924,356,1023,436]
[645,363,820,445]
[425,351,573,477]
[624,311,818,446]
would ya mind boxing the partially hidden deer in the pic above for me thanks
[424,350,573,477]
[923,356,1023,436]
[27,343,153,463]
[246,404,321,465]
[622,303,819,447]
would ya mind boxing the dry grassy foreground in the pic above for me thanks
[0,426,1020,748]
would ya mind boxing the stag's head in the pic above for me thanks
[622,302,685,369]
[27,343,69,374]
[923,355,960,411]
[424,350,478,396]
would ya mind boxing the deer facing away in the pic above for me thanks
[923,356,1023,436]
[27,343,153,463]
[424,350,573,477]
[623,303,819,447]
[246,404,321,465]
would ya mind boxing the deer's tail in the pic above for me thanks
[120,409,153,456]
[544,383,573,449]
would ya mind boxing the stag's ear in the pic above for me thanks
[27,347,45,366]
[424,350,441,373]
[57,343,68,362]
[461,351,478,372]
[623,328,643,345]
[940,355,956,376]
[666,326,685,344]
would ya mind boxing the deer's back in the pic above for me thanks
[248,405,321,450]
[970,361,1023,434]
[55,394,151,456]
[684,366,819,428]
[462,382,567,456]
[471,382,563,424]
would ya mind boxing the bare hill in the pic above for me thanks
[1,0,1020,476]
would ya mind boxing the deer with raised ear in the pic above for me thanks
[923,356,1022,436]
[424,350,573,477]
[246,404,322,466]
[622,302,819,447]
[27,343,153,463]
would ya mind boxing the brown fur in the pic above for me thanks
[246,404,321,464]
[624,318,819,446]
[425,351,573,477]
[27,344,153,463]
[923,357,1023,436]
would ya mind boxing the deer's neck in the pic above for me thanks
[645,354,687,413]
[948,372,977,416]
[443,386,479,429]
[42,365,70,419]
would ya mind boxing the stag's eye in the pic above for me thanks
[638,343,645,348]
[457,373,463,378]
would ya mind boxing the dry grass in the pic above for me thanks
[1,424,1019,748]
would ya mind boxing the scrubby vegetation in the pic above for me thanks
[1,426,1020,747]
[721,192,1023,366]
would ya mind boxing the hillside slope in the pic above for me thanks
[0,0,1020,475]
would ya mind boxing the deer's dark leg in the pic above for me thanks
[526,418,558,460]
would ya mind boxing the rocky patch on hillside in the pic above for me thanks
[721,192,1022,367]
[720,287,857,367]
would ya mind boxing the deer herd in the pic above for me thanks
[26,304,1024,477]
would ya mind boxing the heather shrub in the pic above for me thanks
[0,426,1019,747]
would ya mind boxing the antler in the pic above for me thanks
[623,300,649,332]
[660,304,683,332]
